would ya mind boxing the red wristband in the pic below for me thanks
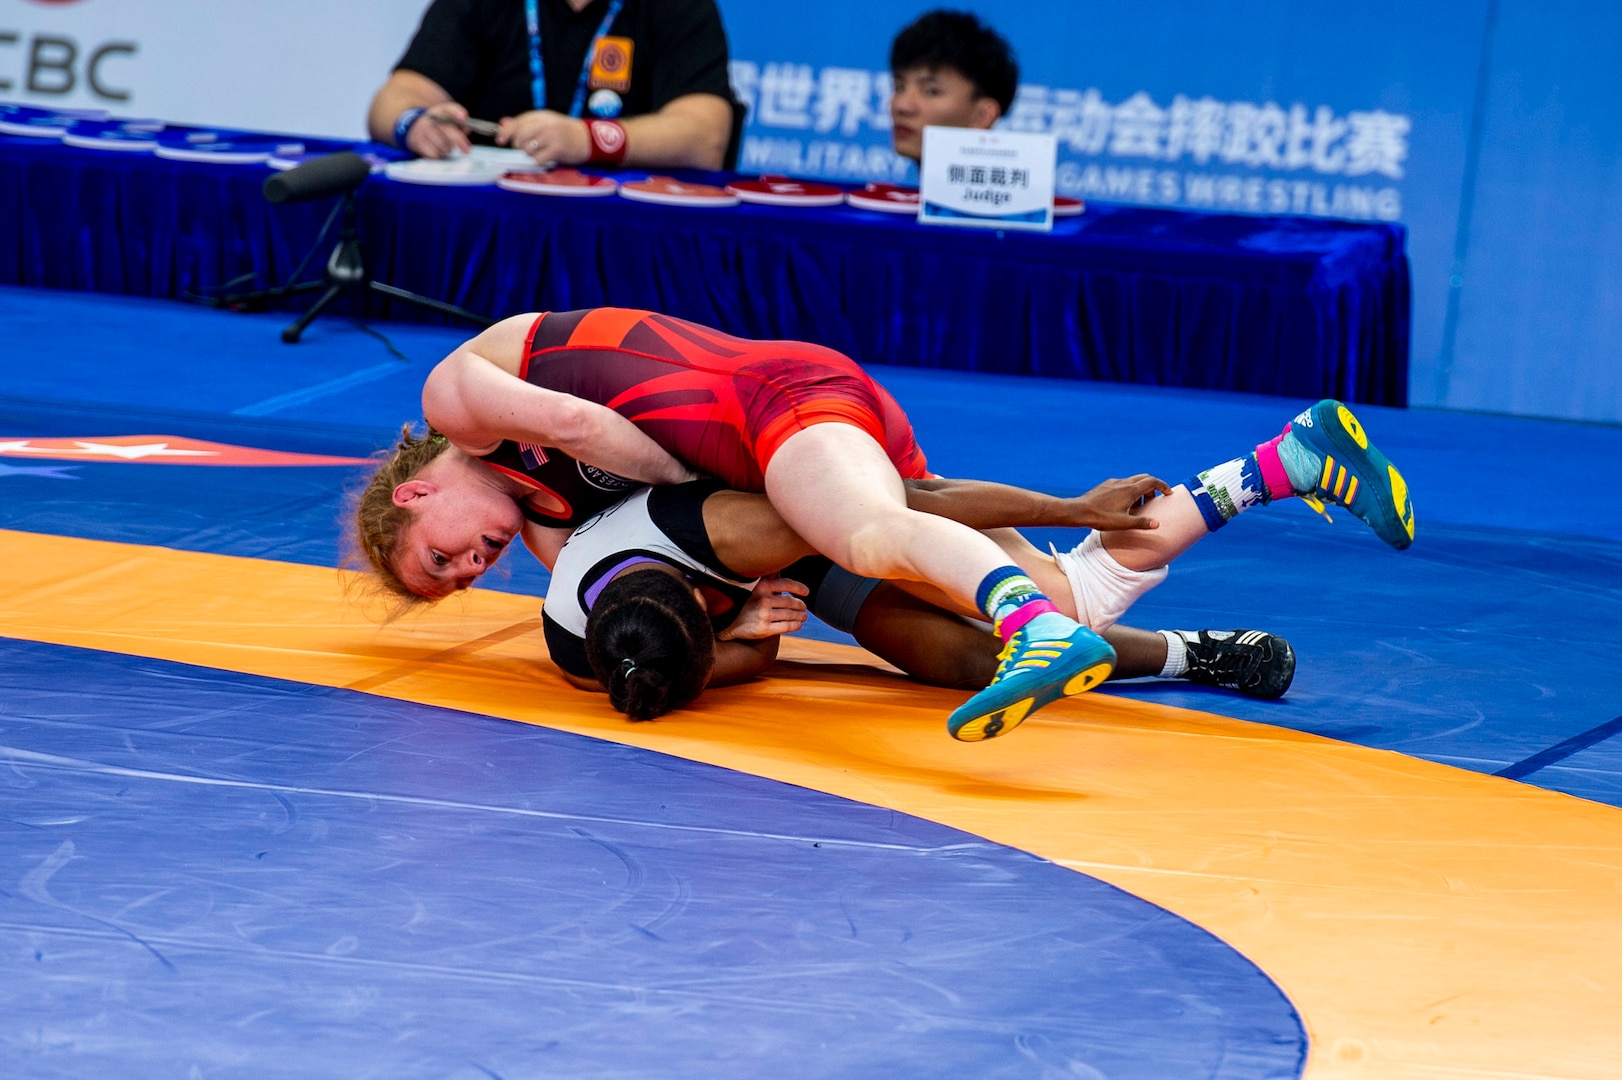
[585,120,627,167]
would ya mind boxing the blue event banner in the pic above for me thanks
[720,0,1492,410]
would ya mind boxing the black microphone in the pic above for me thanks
[263,151,372,204]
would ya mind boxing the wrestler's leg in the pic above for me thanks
[1095,486,1210,572]
[1105,399,1417,568]
[1100,624,1172,679]
[856,552,1180,683]
[872,529,1069,621]
[763,422,1018,604]
[765,422,1115,741]
[849,583,998,691]
[993,505,1293,695]
[973,510,1294,694]
[863,580,1280,690]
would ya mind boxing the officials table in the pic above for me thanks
[0,133,1409,405]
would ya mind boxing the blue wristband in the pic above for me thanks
[393,107,428,153]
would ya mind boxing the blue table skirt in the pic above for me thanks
[0,134,1408,405]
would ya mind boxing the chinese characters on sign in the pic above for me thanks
[945,164,1033,188]
[729,59,1412,221]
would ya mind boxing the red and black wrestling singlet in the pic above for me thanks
[476,438,642,530]
[517,309,929,491]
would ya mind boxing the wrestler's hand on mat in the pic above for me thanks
[409,104,474,159]
[1062,474,1172,531]
[718,577,810,641]
[497,110,590,165]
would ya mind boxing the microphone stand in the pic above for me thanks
[212,189,493,344]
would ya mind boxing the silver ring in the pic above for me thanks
[527,140,539,152]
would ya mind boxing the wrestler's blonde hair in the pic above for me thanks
[344,424,451,610]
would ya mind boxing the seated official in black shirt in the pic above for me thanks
[367,0,734,170]
[887,10,1019,165]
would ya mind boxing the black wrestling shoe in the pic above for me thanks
[1175,630,1295,700]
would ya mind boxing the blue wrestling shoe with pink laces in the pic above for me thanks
[1287,400,1415,550]
[946,618,1116,742]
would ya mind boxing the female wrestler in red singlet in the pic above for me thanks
[370,307,1118,742]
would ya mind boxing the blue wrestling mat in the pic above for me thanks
[3,638,1303,1078]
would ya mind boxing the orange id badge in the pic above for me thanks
[589,36,634,93]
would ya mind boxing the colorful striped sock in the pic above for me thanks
[1186,454,1266,531]
[977,566,1065,644]
[1187,426,1329,532]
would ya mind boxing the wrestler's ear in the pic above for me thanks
[392,479,434,507]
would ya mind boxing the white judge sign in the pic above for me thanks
[918,126,1057,232]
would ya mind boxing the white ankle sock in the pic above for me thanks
[1158,629,1188,678]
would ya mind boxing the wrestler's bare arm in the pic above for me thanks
[901,475,1171,531]
[423,314,696,485]
[709,636,781,687]
[520,520,574,572]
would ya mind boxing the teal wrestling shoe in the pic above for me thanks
[946,619,1116,742]
[1288,400,1415,549]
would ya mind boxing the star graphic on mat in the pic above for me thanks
[0,462,79,479]
[67,441,217,460]
[0,440,217,460]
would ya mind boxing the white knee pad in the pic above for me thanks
[1050,530,1168,631]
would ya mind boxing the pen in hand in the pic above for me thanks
[431,114,501,137]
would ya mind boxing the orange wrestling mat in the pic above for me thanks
[4,527,1622,1078]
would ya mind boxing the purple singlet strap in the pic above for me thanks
[583,557,666,611]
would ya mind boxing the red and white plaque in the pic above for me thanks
[618,176,739,208]
[845,182,920,214]
[726,176,846,207]
[498,168,619,196]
